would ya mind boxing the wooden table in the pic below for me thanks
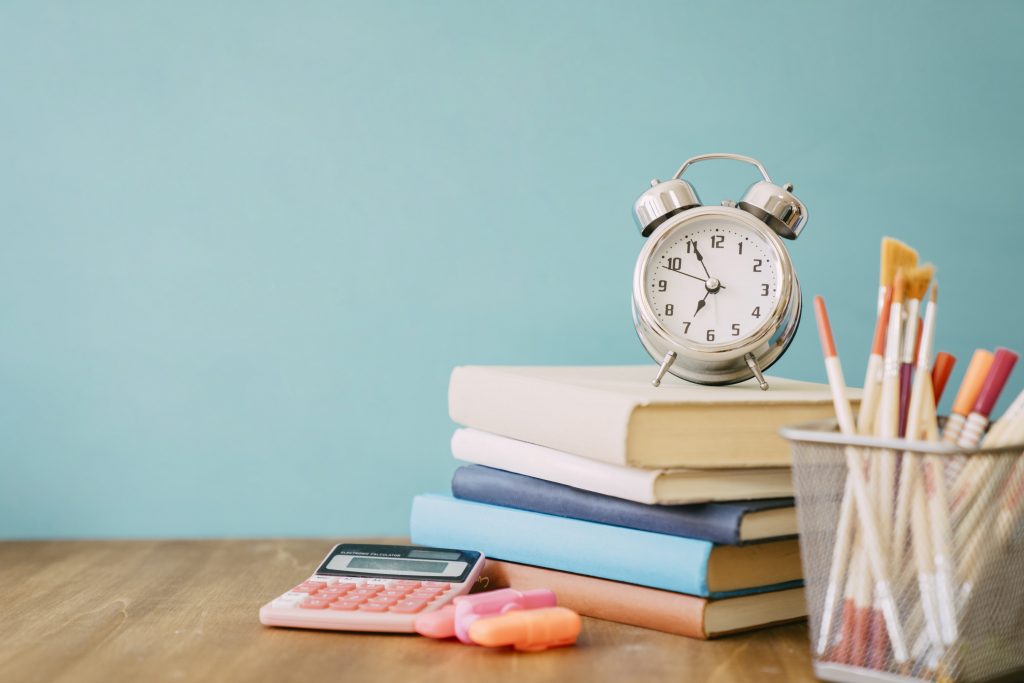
[0,540,819,682]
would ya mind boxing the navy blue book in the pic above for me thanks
[451,465,796,546]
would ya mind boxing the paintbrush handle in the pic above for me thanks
[898,362,913,438]
[817,477,856,656]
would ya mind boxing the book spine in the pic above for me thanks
[452,465,743,545]
[411,494,714,596]
[448,366,633,465]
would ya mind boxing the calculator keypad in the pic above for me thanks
[273,577,452,614]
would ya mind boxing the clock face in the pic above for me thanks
[643,214,783,348]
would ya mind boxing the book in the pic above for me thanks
[410,494,802,597]
[451,464,796,544]
[482,559,807,639]
[448,365,853,469]
[451,428,793,505]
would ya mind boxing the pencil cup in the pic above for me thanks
[781,420,1024,683]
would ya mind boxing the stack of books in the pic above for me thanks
[410,365,843,639]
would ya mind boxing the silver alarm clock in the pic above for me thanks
[631,153,808,390]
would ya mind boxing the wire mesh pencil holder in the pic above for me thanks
[781,421,1024,683]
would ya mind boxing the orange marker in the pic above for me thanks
[467,607,581,652]
[942,350,995,443]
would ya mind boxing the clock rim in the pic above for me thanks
[632,206,795,360]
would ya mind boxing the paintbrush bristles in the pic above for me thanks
[904,264,934,301]
[891,269,907,304]
[880,238,918,288]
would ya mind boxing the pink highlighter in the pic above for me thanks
[415,588,557,644]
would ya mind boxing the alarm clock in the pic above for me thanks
[631,153,808,390]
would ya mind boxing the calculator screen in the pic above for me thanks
[315,543,482,582]
[342,557,446,573]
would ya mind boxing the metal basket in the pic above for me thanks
[780,420,1024,683]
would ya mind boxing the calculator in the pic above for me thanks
[259,543,485,633]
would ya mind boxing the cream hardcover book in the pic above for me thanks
[448,365,855,469]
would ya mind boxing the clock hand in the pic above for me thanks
[693,244,712,279]
[665,267,727,289]
[664,268,707,284]
[693,290,711,317]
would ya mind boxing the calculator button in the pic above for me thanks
[271,598,303,608]
[358,603,390,612]
[330,601,361,611]
[335,583,359,592]
[409,590,442,600]
[381,590,409,599]
[422,582,449,588]
[366,597,398,607]
[300,599,331,609]
[392,581,421,589]
[391,600,427,613]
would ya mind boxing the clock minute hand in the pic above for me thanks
[664,268,707,284]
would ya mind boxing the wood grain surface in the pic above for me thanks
[0,540,819,683]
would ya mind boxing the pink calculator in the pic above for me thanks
[259,543,485,633]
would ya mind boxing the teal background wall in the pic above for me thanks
[3,1,1023,538]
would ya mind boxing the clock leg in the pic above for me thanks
[744,353,770,391]
[651,351,677,387]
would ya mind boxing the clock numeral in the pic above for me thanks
[685,240,697,254]
[753,259,763,273]
[706,329,715,342]
[732,324,740,336]
[711,235,724,249]
[667,257,682,270]
[682,322,691,334]
[658,280,667,292]
[761,283,770,296]
[664,304,674,316]
[752,306,761,318]
[738,241,743,255]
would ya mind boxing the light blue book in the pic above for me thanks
[410,494,802,598]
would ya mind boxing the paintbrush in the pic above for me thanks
[898,266,934,437]
[893,283,938,558]
[814,296,908,665]
[875,270,907,555]
[859,288,893,435]
[941,350,995,444]
[878,237,918,313]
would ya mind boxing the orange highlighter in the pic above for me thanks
[468,607,581,652]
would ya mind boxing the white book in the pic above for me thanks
[451,428,794,505]
[448,365,853,469]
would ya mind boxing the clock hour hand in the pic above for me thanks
[693,290,711,317]
[693,244,712,279]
